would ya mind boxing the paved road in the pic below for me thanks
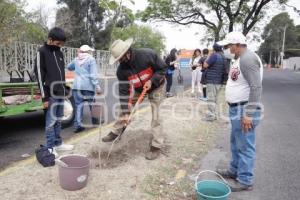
[201,69,300,200]
[0,68,192,169]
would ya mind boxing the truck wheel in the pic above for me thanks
[61,96,75,129]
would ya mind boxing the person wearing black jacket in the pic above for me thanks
[102,38,167,160]
[199,48,209,101]
[34,27,73,156]
[165,48,178,97]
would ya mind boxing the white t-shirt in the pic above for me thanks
[190,56,202,72]
[226,52,263,103]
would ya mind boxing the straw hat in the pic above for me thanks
[109,38,134,65]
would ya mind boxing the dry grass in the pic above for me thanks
[0,89,227,200]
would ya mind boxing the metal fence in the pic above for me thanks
[0,42,116,82]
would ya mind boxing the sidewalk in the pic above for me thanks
[0,91,226,200]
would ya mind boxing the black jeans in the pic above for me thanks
[165,73,173,93]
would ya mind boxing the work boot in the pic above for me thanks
[202,114,217,122]
[102,132,119,142]
[216,169,237,179]
[145,146,161,160]
[229,181,253,192]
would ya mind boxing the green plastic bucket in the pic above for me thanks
[195,170,231,200]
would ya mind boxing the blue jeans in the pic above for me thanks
[229,105,261,186]
[165,73,173,93]
[73,90,96,129]
[45,97,64,148]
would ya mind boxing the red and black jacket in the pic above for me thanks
[116,48,167,114]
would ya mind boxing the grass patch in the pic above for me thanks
[141,122,220,200]
[141,91,227,199]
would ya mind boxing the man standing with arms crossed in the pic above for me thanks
[217,32,263,192]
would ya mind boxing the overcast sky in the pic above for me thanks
[25,0,300,52]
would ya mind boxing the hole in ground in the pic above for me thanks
[88,129,153,169]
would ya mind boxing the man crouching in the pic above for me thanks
[102,38,167,160]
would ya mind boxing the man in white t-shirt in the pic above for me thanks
[217,32,263,192]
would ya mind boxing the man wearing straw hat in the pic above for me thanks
[102,38,167,160]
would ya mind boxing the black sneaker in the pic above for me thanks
[102,132,119,142]
[74,127,85,133]
[229,181,253,192]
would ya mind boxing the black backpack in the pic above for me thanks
[35,145,55,167]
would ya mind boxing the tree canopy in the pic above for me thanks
[258,12,300,65]
[138,0,288,41]
[0,0,47,43]
[56,0,109,49]
[112,24,166,54]
[55,0,136,49]
[55,0,166,52]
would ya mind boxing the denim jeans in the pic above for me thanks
[229,105,261,186]
[45,97,64,148]
[165,73,173,93]
[72,90,96,129]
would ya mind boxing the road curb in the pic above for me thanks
[0,106,150,177]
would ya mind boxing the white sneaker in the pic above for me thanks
[199,97,208,101]
[54,144,74,151]
[48,148,59,158]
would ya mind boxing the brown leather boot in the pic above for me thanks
[102,132,119,142]
[145,146,161,160]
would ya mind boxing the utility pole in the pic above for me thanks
[281,25,288,69]
[269,51,272,68]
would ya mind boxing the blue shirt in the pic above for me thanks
[206,54,218,66]
[205,52,226,84]
[67,56,100,92]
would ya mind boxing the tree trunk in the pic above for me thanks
[228,20,234,33]
[214,31,220,42]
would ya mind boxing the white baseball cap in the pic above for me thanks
[79,45,95,52]
[109,38,134,65]
[217,32,247,46]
